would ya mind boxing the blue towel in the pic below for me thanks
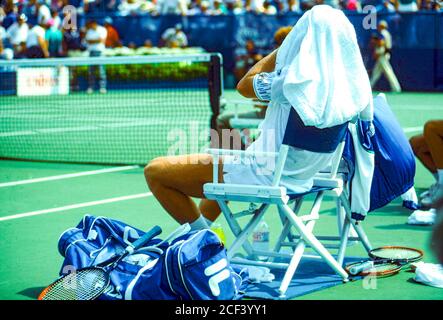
[237,257,363,300]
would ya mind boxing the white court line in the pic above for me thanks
[403,126,423,133]
[0,165,140,188]
[0,119,177,137]
[0,192,153,222]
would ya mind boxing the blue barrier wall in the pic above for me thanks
[51,12,443,91]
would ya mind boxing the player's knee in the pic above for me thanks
[409,136,420,153]
[424,120,439,138]
[144,157,167,189]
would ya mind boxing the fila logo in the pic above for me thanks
[204,258,230,297]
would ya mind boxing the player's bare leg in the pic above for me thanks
[145,154,223,225]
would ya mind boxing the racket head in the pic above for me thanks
[345,261,402,278]
[369,246,424,264]
[38,267,110,300]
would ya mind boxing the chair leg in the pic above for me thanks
[218,200,270,259]
[280,204,349,280]
[339,191,372,253]
[278,219,316,298]
[337,215,351,266]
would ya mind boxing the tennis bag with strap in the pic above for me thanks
[58,215,246,300]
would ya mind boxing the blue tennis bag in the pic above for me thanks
[57,215,246,300]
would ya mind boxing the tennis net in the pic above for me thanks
[0,53,223,165]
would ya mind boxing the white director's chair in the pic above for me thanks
[204,105,373,298]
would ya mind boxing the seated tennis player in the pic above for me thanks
[145,5,373,231]
[409,120,443,207]
[215,26,293,150]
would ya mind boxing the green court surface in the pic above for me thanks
[0,91,442,300]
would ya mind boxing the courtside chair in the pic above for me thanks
[204,105,373,298]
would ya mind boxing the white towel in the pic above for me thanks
[413,262,443,289]
[407,209,436,225]
[272,5,373,128]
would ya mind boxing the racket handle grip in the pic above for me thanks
[129,225,162,252]
[349,261,374,275]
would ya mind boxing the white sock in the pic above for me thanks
[203,216,214,227]
[438,169,443,185]
[189,215,209,231]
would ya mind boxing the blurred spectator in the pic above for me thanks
[232,0,246,13]
[127,41,137,48]
[286,0,302,12]
[344,0,362,11]
[160,24,188,48]
[62,24,83,55]
[321,0,340,9]
[211,0,227,14]
[199,0,211,13]
[50,0,67,12]
[394,0,420,11]
[36,0,51,25]
[245,0,265,13]
[0,23,13,59]
[143,39,153,48]
[378,0,397,12]
[188,0,204,14]
[49,9,61,29]
[45,18,62,56]
[25,20,49,58]
[263,0,278,13]
[274,25,292,46]
[2,0,17,29]
[6,13,29,54]
[103,16,121,48]
[85,19,107,93]
[369,21,402,92]
[84,0,118,13]
[234,39,262,83]
[118,0,143,15]
[156,0,189,15]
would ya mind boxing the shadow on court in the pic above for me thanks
[17,287,45,299]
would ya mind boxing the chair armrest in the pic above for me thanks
[206,148,278,158]
[229,118,262,129]
[206,148,279,184]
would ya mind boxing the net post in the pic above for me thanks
[208,54,223,148]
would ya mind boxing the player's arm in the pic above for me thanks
[237,49,277,99]
[38,34,49,58]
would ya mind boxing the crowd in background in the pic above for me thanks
[0,0,191,59]
[0,0,441,60]
[0,0,441,21]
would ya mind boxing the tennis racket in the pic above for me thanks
[345,246,424,278]
[38,225,162,300]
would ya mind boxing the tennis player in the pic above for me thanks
[215,26,293,150]
[145,5,373,231]
[410,120,443,207]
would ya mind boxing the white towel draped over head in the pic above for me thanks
[272,5,373,128]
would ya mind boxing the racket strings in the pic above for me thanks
[369,263,400,273]
[371,247,422,261]
[40,269,108,300]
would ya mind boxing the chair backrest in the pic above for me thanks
[282,107,348,153]
[272,107,349,186]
